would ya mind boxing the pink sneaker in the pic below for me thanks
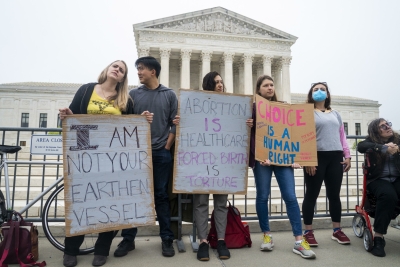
[303,230,318,247]
[332,229,350,244]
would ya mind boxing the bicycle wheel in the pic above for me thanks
[42,184,97,255]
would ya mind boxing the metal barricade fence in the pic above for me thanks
[0,126,366,222]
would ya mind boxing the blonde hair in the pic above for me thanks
[97,60,130,112]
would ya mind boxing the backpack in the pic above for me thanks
[207,201,252,249]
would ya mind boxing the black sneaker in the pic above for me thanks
[63,254,77,267]
[197,242,210,261]
[371,237,386,257]
[162,239,175,257]
[217,240,230,259]
[114,240,135,257]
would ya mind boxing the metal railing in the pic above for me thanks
[0,127,367,222]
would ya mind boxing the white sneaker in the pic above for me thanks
[293,239,316,259]
[260,234,274,251]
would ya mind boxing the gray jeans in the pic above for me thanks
[194,194,228,240]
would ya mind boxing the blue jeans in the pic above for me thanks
[122,148,174,241]
[252,161,302,236]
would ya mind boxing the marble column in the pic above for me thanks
[159,48,171,87]
[255,60,263,90]
[272,62,282,101]
[243,53,254,95]
[201,50,213,79]
[281,56,292,103]
[198,61,203,90]
[256,60,263,78]
[137,46,150,57]
[223,52,235,93]
[180,49,192,89]
[233,63,239,94]
[262,55,273,76]
[238,61,244,94]
[219,59,225,83]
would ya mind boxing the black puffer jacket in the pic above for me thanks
[357,137,400,183]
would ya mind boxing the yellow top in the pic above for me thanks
[87,90,121,115]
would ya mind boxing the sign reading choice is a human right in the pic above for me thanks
[255,94,317,166]
[173,89,252,195]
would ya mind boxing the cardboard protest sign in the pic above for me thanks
[62,115,155,237]
[255,95,317,166]
[173,89,252,195]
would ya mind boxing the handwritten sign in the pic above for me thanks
[255,95,317,166]
[62,115,155,237]
[173,89,252,195]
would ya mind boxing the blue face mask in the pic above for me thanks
[312,89,327,102]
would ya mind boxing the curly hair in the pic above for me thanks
[306,82,331,110]
[367,118,399,144]
[366,118,399,165]
[202,71,225,92]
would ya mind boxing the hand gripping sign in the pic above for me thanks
[62,115,155,236]
[173,89,252,195]
[255,95,318,166]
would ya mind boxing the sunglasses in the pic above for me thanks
[311,82,327,88]
[379,122,392,130]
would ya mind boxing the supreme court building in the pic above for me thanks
[0,7,380,140]
[133,7,295,102]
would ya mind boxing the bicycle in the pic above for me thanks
[0,144,98,255]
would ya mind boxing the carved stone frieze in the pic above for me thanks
[145,12,287,39]
[138,46,150,57]
[281,56,292,66]
[201,50,213,61]
[242,53,254,64]
[21,100,31,106]
[181,49,192,60]
[139,31,291,52]
[262,55,274,64]
[159,48,171,58]
[223,52,235,63]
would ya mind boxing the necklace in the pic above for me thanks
[100,85,108,100]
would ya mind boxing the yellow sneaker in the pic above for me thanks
[293,239,316,259]
[260,234,274,251]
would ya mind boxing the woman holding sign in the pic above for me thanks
[248,75,316,259]
[194,71,231,261]
[59,60,153,267]
[302,82,351,247]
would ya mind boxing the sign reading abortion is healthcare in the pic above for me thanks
[63,115,155,237]
[173,89,252,195]
[255,95,317,166]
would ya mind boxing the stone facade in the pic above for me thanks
[133,7,296,102]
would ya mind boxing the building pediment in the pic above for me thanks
[133,7,297,41]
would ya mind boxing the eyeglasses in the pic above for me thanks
[379,122,392,130]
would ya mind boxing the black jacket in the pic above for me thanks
[357,137,400,183]
[69,83,134,114]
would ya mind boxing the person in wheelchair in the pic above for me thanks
[357,118,400,257]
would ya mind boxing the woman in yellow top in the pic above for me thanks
[59,60,152,267]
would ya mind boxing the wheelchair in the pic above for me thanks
[352,152,400,251]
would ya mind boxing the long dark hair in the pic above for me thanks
[202,71,225,92]
[307,82,331,110]
[366,118,399,165]
[367,118,399,144]
[256,75,277,101]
